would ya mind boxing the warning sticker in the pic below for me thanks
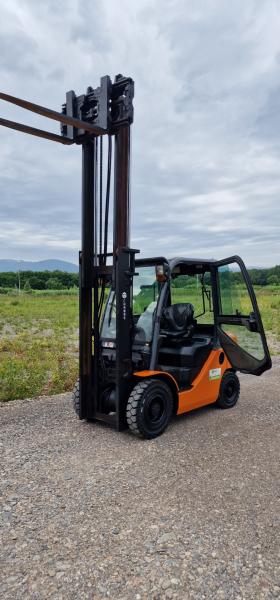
[209,368,222,381]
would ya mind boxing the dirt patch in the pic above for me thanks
[0,323,16,338]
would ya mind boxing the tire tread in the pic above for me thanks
[126,378,172,438]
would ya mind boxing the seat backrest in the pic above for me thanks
[163,303,195,335]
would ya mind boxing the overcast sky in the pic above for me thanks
[0,0,280,267]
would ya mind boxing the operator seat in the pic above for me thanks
[161,303,196,340]
[159,303,213,388]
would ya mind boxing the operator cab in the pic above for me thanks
[101,254,271,391]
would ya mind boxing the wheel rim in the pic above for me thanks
[225,380,236,402]
[143,390,169,432]
[147,396,165,422]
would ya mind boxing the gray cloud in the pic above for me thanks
[0,31,38,76]
[0,0,279,267]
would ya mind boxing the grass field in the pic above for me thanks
[0,286,279,402]
[0,293,79,402]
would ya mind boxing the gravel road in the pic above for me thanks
[1,359,279,600]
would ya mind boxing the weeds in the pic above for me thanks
[0,293,78,401]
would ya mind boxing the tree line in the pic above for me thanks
[0,270,79,290]
[171,266,280,288]
[0,265,279,290]
[231,265,280,286]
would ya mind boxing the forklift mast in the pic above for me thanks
[0,74,136,430]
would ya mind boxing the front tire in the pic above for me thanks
[217,371,240,409]
[126,378,173,439]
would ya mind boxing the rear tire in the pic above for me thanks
[217,371,240,409]
[72,379,80,416]
[126,378,173,439]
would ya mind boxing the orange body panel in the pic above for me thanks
[134,369,179,390]
[177,350,231,414]
[134,350,232,416]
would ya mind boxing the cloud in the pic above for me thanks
[0,0,279,266]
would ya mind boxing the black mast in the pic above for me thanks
[0,74,135,430]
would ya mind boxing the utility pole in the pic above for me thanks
[18,261,21,294]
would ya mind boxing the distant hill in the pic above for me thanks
[0,259,79,273]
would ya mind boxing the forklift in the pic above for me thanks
[0,74,272,438]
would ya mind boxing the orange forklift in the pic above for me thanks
[95,254,271,438]
[0,75,271,438]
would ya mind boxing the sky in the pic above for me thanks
[0,0,280,267]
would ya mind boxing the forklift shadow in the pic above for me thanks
[81,401,227,442]
[87,403,217,440]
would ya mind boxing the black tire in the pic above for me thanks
[72,379,80,416]
[217,371,240,409]
[126,378,173,439]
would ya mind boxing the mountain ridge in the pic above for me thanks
[0,259,79,273]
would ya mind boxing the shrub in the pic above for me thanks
[45,278,64,290]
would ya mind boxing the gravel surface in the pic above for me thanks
[1,359,279,599]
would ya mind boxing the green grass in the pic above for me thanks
[254,286,280,336]
[0,285,279,402]
[0,292,79,402]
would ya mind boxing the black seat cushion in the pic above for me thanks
[159,336,213,369]
[162,303,195,338]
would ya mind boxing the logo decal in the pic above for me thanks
[122,291,127,320]
[209,368,222,381]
